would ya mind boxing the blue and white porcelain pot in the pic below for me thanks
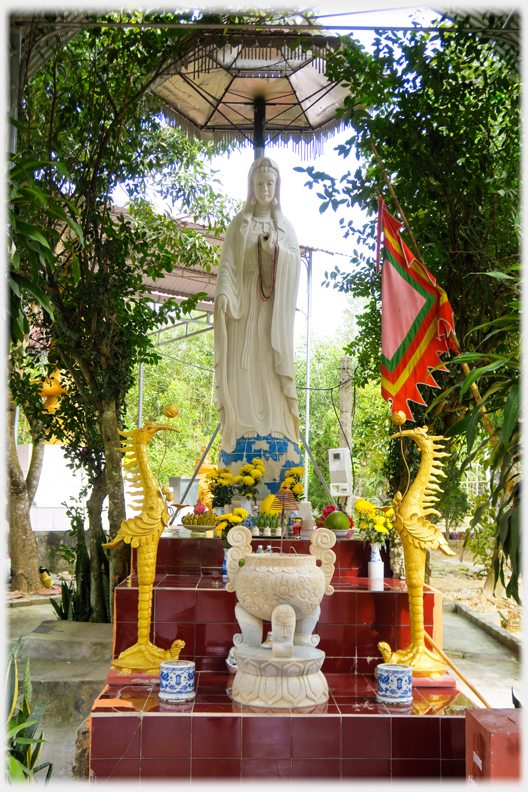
[376,663,413,705]
[159,660,196,702]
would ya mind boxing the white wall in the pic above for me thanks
[17,444,87,531]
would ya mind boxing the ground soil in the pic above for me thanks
[429,546,523,636]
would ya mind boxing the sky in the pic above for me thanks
[206,5,441,343]
[9,1,504,347]
[111,4,442,343]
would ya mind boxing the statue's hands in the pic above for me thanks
[216,294,228,314]
[260,231,277,255]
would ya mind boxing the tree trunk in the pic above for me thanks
[338,357,354,515]
[98,399,127,615]
[6,395,45,592]
[86,470,108,622]
[389,530,405,578]
[424,548,431,585]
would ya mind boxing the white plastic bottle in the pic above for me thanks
[256,545,264,554]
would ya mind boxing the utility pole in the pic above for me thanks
[338,357,354,514]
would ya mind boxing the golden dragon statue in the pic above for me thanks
[103,407,185,674]
[378,419,456,678]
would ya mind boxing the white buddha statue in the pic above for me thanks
[214,157,301,454]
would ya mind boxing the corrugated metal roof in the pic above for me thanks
[110,206,352,307]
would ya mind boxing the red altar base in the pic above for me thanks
[89,537,475,781]
[90,671,472,781]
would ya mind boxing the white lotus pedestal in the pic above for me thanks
[225,526,336,708]
[231,646,328,708]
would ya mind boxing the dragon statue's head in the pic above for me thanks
[390,424,430,441]
[137,419,178,445]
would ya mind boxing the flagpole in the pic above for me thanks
[371,142,425,266]
[371,141,498,449]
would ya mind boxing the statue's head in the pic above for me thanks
[246,156,281,213]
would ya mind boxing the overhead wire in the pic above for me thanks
[298,370,358,492]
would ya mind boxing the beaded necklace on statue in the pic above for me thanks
[257,235,278,302]
[252,218,274,234]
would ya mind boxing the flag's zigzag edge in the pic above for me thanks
[378,198,457,421]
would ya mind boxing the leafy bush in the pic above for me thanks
[5,637,52,783]
[463,496,498,570]
[52,498,111,621]
[50,581,75,621]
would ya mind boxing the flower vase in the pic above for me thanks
[222,548,229,579]
[240,496,254,529]
[368,543,384,580]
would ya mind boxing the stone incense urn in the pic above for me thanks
[225,526,336,707]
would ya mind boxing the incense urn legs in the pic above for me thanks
[226,526,336,707]
[233,602,321,657]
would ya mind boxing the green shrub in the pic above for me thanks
[5,637,52,783]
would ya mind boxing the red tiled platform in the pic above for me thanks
[90,671,473,781]
[154,535,380,579]
[89,536,467,781]
[115,537,440,673]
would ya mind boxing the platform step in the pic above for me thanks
[21,619,113,662]
[15,657,110,723]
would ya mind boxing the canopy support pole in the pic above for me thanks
[254,97,266,159]
[300,430,336,508]
[304,249,313,498]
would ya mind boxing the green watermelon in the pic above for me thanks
[324,510,350,532]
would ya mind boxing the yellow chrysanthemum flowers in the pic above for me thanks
[290,466,305,476]
[354,499,393,547]
[355,498,376,514]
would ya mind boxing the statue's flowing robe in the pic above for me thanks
[214,208,301,453]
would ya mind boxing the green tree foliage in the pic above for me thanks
[11,9,242,597]
[296,12,519,598]
[295,331,341,509]
[124,328,218,484]
[442,267,520,601]
[352,380,392,501]
[434,444,471,534]
[295,325,392,510]
[8,151,81,343]
[296,12,519,380]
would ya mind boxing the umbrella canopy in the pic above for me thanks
[151,31,354,159]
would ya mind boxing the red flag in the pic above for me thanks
[378,199,457,419]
